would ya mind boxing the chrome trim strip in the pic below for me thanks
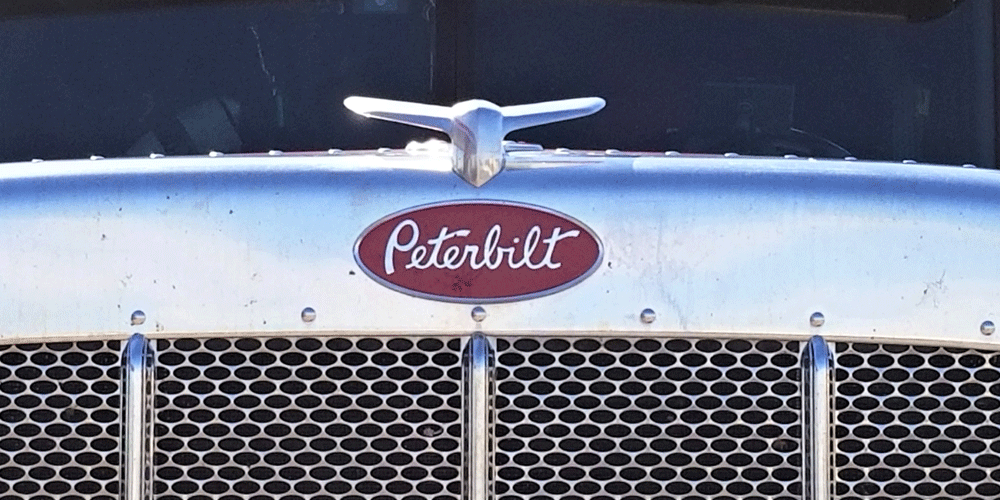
[463,333,493,500]
[802,336,834,500]
[120,333,155,500]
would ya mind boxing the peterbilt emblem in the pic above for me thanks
[355,201,603,303]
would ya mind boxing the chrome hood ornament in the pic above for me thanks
[344,96,605,186]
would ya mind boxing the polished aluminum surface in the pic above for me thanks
[463,334,494,500]
[344,97,604,186]
[802,336,833,500]
[0,153,998,349]
[121,334,154,500]
[152,336,463,500]
[0,340,121,500]
[833,343,1000,499]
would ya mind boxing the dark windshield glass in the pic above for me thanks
[0,0,995,167]
[0,1,436,162]
[476,0,995,166]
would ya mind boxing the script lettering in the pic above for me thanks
[384,220,579,274]
[384,219,419,275]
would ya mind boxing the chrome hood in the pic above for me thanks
[0,151,997,350]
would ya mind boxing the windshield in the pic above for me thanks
[0,0,994,167]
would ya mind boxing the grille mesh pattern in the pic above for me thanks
[154,337,463,500]
[835,343,1000,500]
[10,335,1000,500]
[494,338,801,500]
[0,341,121,500]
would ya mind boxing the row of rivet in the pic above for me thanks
[23,150,979,166]
[129,306,995,333]
[807,311,995,336]
[28,149,349,162]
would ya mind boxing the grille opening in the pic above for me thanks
[495,337,801,500]
[153,337,462,500]
[835,343,1000,500]
[0,341,121,500]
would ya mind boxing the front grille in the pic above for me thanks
[835,343,1000,500]
[6,335,1000,500]
[153,337,463,500]
[494,338,802,500]
[0,341,121,500]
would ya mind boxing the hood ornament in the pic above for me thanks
[344,96,605,187]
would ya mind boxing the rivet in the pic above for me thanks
[784,154,799,159]
[149,153,164,159]
[902,159,917,164]
[555,147,572,154]
[471,306,487,322]
[377,147,391,154]
[665,151,680,156]
[327,149,343,155]
[810,312,825,327]
[640,308,656,324]
[502,141,543,152]
[962,164,977,169]
[209,151,224,157]
[723,152,739,158]
[130,310,146,326]
[90,155,104,160]
[982,320,995,336]
[605,149,622,155]
[268,150,283,156]
[301,307,317,323]
[844,156,858,161]
[30,158,43,163]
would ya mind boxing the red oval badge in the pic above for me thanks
[355,201,603,303]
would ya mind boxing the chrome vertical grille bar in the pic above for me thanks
[463,333,493,500]
[802,335,834,500]
[120,333,155,500]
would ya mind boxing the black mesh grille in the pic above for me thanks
[0,341,121,500]
[153,337,463,500]
[835,343,1000,500]
[494,337,802,500]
